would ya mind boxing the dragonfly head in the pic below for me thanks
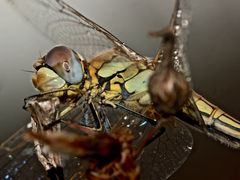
[45,46,85,85]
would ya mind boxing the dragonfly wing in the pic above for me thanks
[0,125,88,179]
[1,94,99,179]
[0,126,46,179]
[7,0,145,61]
[138,121,193,180]
[103,105,193,180]
[0,96,193,179]
[164,0,207,128]
[171,0,192,81]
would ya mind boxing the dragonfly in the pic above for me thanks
[0,0,240,179]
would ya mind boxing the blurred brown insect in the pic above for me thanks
[24,127,140,180]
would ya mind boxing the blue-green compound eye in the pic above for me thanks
[45,46,84,84]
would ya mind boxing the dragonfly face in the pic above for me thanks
[45,46,85,84]
[32,46,85,92]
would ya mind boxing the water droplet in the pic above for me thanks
[182,19,189,27]
[186,77,191,82]
[140,121,147,127]
[177,10,182,18]
[175,25,180,30]
[126,124,130,128]
[4,175,10,180]
[27,123,32,128]
[124,116,128,120]
[8,154,13,159]
[187,146,192,150]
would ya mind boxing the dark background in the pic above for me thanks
[0,0,240,179]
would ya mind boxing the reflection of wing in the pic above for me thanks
[7,0,145,61]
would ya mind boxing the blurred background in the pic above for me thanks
[0,0,240,179]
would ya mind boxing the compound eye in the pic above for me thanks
[63,61,71,72]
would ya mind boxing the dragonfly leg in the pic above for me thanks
[25,97,64,176]
[135,117,170,157]
[46,166,64,180]
[102,99,117,108]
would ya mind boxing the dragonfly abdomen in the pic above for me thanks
[192,91,240,140]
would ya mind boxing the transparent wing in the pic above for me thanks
[7,0,145,61]
[172,0,207,126]
[102,106,193,180]
[0,125,87,179]
[167,0,207,133]
[57,100,194,179]
[0,94,103,179]
[139,122,193,180]
[0,126,45,179]
[0,95,193,180]
[171,0,192,81]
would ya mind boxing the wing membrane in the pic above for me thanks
[171,0,207,129]
[7,0,145,60]
[0,125,86,179]
[171,0,192,81]
[1,95,193,180]
[103,105,193,180]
